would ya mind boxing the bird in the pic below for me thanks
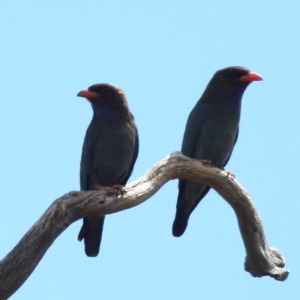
[77,83,139,257]
[172,66,262,237]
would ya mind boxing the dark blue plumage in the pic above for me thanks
[77,83,139,257]
[173,66,262,237]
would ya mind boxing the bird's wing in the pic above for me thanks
[80,122,99,191]
[181,101,207,157]
[120,127,139,185]
[223,127,239,168]
[178,101,207,193]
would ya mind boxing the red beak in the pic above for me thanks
[239,72,263,82]
[77,89,99,99]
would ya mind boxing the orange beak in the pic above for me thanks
[77,89,99,99]
[239,72,263,82]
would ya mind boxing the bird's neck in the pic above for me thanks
[223,89,244,106]
[92,105,118,117]
[203,87,245,107]
[92,105,130,121]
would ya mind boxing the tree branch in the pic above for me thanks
[0,152,289,299]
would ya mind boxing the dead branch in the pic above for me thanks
[0,152,289,299]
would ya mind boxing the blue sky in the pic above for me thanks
[1,1,299,299]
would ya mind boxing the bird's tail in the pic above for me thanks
[78,216,105,257]
[172,209,189,237]
[172,183,211,237]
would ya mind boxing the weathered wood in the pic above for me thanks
[0,152,289,299]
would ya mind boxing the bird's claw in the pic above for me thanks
[111,185,127,195]
[94,184,126,196]
[200,159,212,165]
[222,168,235,178]
[226,172,235,178]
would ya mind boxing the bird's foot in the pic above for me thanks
[94,184,126,196]
[111,185,126,195]
[200,159,212,166]
[222,168,235,178]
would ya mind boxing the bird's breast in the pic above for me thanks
[88,116,137,186]
[195,104,240,167]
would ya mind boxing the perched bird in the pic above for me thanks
[172,66,262,237]
[77,83,139,257]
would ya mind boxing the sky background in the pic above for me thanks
[0,1,299,299]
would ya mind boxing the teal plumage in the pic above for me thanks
[173,66,262,237]
[77,83,139,257]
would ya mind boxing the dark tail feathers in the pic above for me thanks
[78,216,105,257]
[172,210,189,237]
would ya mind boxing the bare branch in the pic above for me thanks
[0,152,289,299]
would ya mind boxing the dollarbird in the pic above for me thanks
[77,83,139,257]
[172,66,262,237]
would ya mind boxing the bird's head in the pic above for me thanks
[77,83,129,113]
[202,66,262,103]
[214,66,262,89]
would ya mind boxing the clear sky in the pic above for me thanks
[1,1,299,299]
